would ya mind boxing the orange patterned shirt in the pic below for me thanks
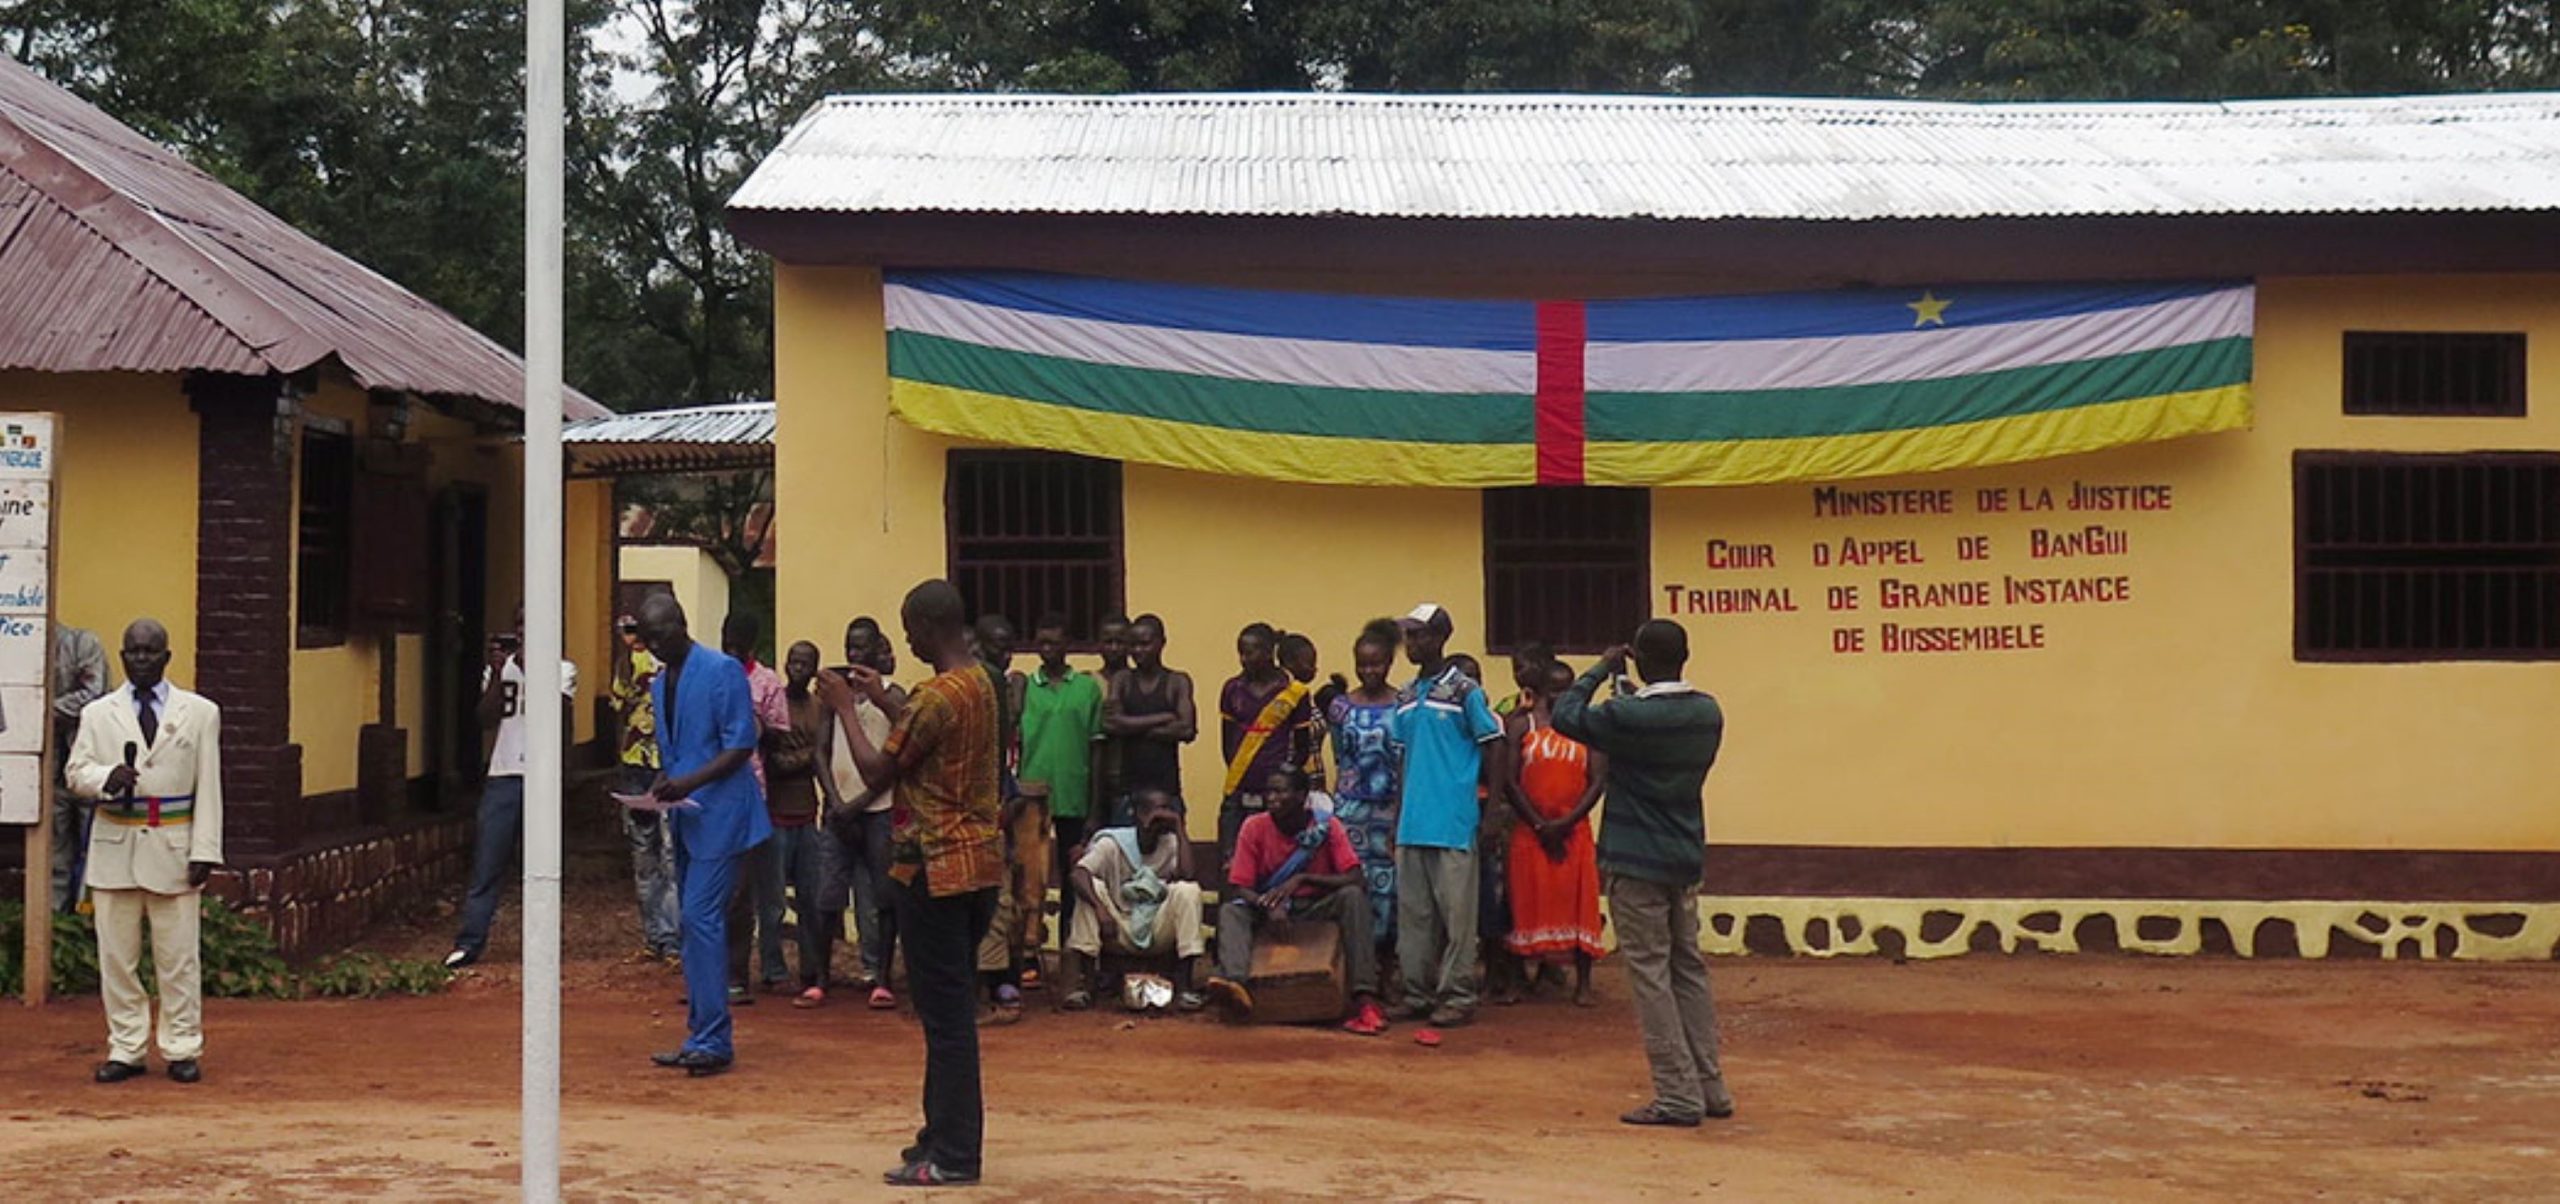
[883,663,1006,896]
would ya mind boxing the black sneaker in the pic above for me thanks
[883,1160,980,1187]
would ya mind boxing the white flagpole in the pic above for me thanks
[521,0,566,1196]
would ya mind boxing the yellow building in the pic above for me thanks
[0,55,614,955]
[734,93,2560,960]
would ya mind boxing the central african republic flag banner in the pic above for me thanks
[884,272,2253,488]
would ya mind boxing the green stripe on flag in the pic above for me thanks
[891,332,1533,445]
[1586,337,2253,442]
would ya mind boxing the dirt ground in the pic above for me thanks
[6,861,2560,1202]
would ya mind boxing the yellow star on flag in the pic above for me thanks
[1907,290,1952,328]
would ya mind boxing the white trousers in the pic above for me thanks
[92,887,203,1064]
[1066,880,1206,959]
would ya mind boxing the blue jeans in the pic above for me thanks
[621,767,680,955]
[675,839,746,1059]
[758,824,830,989]
[453,775,527,956]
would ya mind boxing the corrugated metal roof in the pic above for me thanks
[0,52,605,418]
[731,91,2560,222]
[565,401,772,476]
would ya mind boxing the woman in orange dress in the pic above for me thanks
[1505,661,1609,1004]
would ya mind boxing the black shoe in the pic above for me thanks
[680,1051,732,1078]
[443,947,479,971]
[883,1160,979,1187]
[167,1059,201,1084]
[650,1049,688,1069]
[93,1060,146,1084]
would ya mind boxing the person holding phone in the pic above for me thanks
[445,606,579,970]
[1552,620,1733,1127]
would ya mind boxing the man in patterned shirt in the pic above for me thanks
[820,579,1003,1189]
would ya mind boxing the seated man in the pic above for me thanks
[1207,768,1389,1036]
[1061,788,1208,1011]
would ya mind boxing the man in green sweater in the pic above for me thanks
[1552,618,1734,1128]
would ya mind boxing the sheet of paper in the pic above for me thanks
[611,792,702,813]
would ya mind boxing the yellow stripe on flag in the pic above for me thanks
[1581,384,2252,487]
[894,380,1536,487]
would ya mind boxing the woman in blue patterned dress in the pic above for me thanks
[1323,620,1404,962]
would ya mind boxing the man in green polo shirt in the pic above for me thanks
[1553,618,1735,1128]
[1018,614,1106,945]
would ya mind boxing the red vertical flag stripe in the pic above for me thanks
[1534,300,1587,486]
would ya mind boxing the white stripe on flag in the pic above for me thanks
[1586,286,2253,394]
[887,283,1537,395]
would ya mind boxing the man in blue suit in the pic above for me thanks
[636,594,770,1077]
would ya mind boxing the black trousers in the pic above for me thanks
[890,869,999,1175]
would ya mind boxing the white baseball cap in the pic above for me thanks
[1397,603,1452,634]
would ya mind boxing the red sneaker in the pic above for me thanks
[1342,999,1390,1037]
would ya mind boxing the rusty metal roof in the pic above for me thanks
[732,91,2560,223]
[0,52,605,419]
[565,401,772,476]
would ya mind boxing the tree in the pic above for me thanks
[570,0,832,407]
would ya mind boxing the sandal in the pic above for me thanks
[1060,990,1093,1012]
[868,987,897,1010]
[794,987,826,1009]
[1341,999,1389,1037]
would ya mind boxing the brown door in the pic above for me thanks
[428,484,490,802]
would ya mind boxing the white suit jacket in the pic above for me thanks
[65,684,224,894]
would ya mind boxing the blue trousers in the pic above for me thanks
[675,839,748,1059]
[453,775,527,956]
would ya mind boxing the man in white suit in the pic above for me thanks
[64,618,223,1085]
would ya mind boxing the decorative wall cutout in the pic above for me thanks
[1694,897,2560,961]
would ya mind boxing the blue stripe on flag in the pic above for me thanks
[1585,281,2245,344]
[890,271,1540,352]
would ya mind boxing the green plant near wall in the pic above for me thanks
[1,900,449,1001]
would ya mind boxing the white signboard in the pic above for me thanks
[0,482,50,550]
[0,613,42,684]
[0,414,52,824]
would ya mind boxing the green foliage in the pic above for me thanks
[0,899,443,1001]
[0,901,99,998]
[300,952,456,998]
[196,898,296,1000]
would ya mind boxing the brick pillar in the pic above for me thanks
[189,372,304,858]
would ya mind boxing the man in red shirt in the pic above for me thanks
[1205,767,1389,1036]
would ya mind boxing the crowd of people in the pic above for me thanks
[439,584,1733,1185]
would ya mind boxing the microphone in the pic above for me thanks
[120,741,138,797]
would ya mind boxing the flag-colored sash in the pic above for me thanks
[1223,679,1310,798]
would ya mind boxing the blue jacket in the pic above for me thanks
[651,641,771,861]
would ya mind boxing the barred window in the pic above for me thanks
[297,425,354,648]
[2295,452,2560,661]
[946,451,1123,639]
[2343,332,2526,417]
[1485,487,1650,655]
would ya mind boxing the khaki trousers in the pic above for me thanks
[92,886,203,1064]
[1606,874,1730,1119]
[1395,845,1478,1014]
[1065,880,1206,960]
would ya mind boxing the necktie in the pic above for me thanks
[136,688,158,747]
